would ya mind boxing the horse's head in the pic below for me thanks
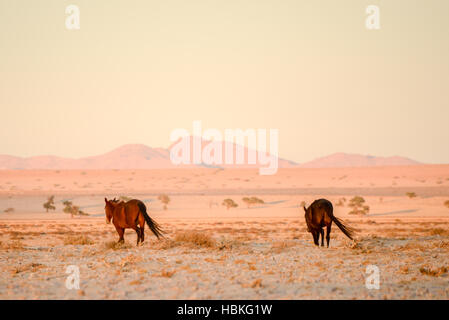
[302,204,311,232]
[104,198,115,224]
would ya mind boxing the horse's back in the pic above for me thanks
[310,199,333,226]
[310,199,333,212]
[114,199,142,227]
[125,199,145,208]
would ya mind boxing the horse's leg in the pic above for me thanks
[326,224,331,248]
[320,228,325,247]
[115,226,125,243]
[132,226,141,246]
[139,223,145,244]
[312,231,319,246]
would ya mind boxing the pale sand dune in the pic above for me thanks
[1,166,449,299]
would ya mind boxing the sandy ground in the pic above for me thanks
[1,166,449,299]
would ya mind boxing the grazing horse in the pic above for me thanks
[303,198,354,247]
[104,198,164,245]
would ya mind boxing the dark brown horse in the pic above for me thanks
[104,198,164,245]
[303,198,354,247]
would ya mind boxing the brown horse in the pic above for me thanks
[104,198,164,245]
[303,198,355,247]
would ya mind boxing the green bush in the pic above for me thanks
[348,196,369,215]
[222,199,238,210]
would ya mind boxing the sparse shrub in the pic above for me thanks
[78,210,89,216]
[399,266,409,274]
[158,194,170,210]
[222,198,238,210]
[242,197,264,208]
[11,263,44,274]
[62,200,89,217]
[153,270,176,278]
[43,195,56,212]
[1,240,24,250]
[3,208,14,213]
[241,278,263,288]
[174,231,216,248]
[406,192,417,199]
[119,196,132,202]
[152,239,178,250]
[103,240,132,250]
[348,196,369,215]
[430,228,449,236]
[63,235,94,245]
[271,240,296,253]
[299,201,307,208]
[216,238,242,250]
[419,266,448,277]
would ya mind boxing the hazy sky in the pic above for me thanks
[1,0,448,163]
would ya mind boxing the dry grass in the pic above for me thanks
[174,231,216,248]
[435,241,449,248]
[271,240,297,253]
[419,266,448,277]
[1,240,25,250]
[103,240,132,250]
[11,263,45,274]
[153,270,176,278]
[398,266,410,274]
[151,238,178,250]
[120,254,143,267]
[429,228,449,236]
[242,278,263,288]
[63,235,94,245]
[216,238,243,250]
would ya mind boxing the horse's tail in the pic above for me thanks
[331,216,355,240]
[137,201,164,239]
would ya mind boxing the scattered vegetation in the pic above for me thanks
[1,240,24,250]
[241,279,263,288]
[153,270,176,278]
[63,235,94,245]
[299,201,307,208]
[43,195,56,212]
[222,198,238,210]
[158,194,171,210]
[3,208,14,213]
[174,231,216,248]
[216,238,243,250]
[398,266,409,274]
[11,263,44,274]
[62,200,89,218]
[419,266,448,277]
[242,197,264,208]
[348,196,369,215]
[444,200,449,209]
[271,240,296,253]
[429,228,449,237]
[406,192,417,199]
[103,240,132,250]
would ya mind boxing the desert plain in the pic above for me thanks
[1,165,449,299]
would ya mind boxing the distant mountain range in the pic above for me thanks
[299,152,421,168]
[0,141,421,170]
